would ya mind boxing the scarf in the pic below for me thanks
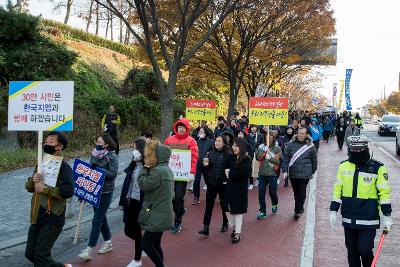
[92,148,109,159]
[126,162,143,201]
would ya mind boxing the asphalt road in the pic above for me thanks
[362,124,398,158]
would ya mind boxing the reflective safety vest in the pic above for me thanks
[354,118,363,126]
[330,159,392,229]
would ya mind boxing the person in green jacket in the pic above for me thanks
[138,139,174,267]
[255,133,282,219]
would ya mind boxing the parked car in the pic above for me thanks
[378,115,400,136]
[395,125,400,155]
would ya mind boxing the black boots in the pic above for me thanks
[220,224,228,233]
[198,225,209,236]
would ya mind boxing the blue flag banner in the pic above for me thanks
[345,69,353,110]
[73,158,105,207]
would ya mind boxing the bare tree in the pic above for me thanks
[48,0,74,24]
[94,0,252,140]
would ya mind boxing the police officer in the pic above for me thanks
[354,112,363,129]
[329,135,393,267]
[101,105,121,155]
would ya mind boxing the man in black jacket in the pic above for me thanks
[25,132,74,267]
[282,127,318,219]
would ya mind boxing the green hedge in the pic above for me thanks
[40,19,137,59]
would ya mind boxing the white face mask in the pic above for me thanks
[132,149,142,161]
[198,133,206,139]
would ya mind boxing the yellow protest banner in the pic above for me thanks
[186,99,216,121]
[249,97,289,126]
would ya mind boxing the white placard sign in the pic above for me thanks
[168,149,192,181]
[8,81,74,131]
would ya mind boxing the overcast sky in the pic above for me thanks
[2,0,400,110]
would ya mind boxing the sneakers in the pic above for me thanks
[203,184,207,190]
[171,222,182,234]
[257,212,267,220]
[78,247,93,260]
[248,184,254,190]
[254,179,259,187]
[272,205,278,214]
[192,197,200,205]
[98,240,113,254]
[127,260,142,267]
[64,264,73,267]
[294,213,301,219]
[187,186,193,192]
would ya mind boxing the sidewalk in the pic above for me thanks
[0,149,132,250]
[69,141,400,267]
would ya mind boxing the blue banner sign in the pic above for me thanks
[73,158,105,207]
[345,69,353,110]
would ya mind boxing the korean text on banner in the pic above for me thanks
[72,159,105,208]
[345,69,353,110]
[248,97,289,126]
[169,149,192,181]
[8,81,74,131]
[185,99,216,121]
[338,80,344,110]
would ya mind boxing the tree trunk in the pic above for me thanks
[110,13,114,41]
[119,19,123,43]
[105,10,110,38]
[159,69,178,142]
[64,0,73,24]
[228,77,239,117]
[124,27,130,44]
[86,0,94,32]
[95,2,99,35]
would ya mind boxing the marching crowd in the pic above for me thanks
[24,106,393,267]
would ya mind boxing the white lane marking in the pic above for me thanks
[365,137,400,165]
[300,171,317,267]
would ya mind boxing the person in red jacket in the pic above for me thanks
[165,118,199,233]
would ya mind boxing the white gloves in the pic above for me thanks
[382,215,393,232]
[329,211,337,229]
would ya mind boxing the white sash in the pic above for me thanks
[310,126,319,135]
[289,144,314,168]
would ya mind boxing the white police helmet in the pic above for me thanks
[347,135,369,150]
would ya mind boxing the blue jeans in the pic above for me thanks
[88,192,113,247]
[258,175,278,214]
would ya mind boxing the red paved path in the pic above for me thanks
[70,141,400,267]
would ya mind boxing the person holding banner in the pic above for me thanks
[138,139,174,267]
[224,138,251,244]
[256,134,282,219]
[198,135,231,236]
[282,128,318,219]
[78,133,119,260]
[25,132,74,267]
[164,118,199,234]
